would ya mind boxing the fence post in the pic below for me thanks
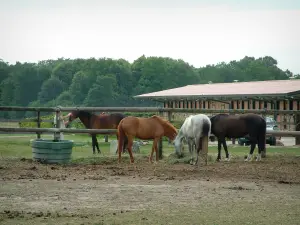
[158,110,164,159]
[167,111,172,145]
[201,135,209,165]
[229,104,236,145]
[36,111,41,139]
[54,109,61,141]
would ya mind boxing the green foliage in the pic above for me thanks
[0,55,297,119]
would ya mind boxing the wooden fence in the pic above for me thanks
[1,106,300,159]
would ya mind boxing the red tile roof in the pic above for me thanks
[135,80,300,99]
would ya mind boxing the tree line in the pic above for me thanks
[0,55,298,118]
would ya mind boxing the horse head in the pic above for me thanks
[173,129,184,157]
[67,110,79,123]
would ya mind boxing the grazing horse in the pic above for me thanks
[210,113,266,162]
[117,115,178,164]
[174,114,211,166]
[66,110,128,154]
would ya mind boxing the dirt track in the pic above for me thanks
[1,156,300,225]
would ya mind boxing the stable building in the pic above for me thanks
[135,79,300,130]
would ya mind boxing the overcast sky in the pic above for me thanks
[1,0,299,74]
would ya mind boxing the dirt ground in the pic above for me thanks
[1,156,300,225]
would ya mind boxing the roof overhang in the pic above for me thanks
[134,93,300,102]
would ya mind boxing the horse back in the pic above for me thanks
[119,116,165,139]
[211,113,265,138]
[92,113,126,129]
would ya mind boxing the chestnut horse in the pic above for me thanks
[117,115,178,164]
[66,110,128,154]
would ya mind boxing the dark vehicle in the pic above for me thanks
[238,116,279,146]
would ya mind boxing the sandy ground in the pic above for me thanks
[0,155,300,225]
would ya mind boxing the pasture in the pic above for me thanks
[0,133,300,225]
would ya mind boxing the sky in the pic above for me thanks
[1,0,300,74]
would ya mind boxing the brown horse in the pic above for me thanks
[66,110,128,154]
[117,115,178,164]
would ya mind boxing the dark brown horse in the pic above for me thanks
[66,110,128,154]
[117,115,178,164]
[210,113,266,162]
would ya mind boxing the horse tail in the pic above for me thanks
[117,121,126,157]
[202,119,211,137]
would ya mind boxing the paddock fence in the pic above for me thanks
[0,106,300,159]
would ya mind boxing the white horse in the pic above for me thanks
[174,114,211,165]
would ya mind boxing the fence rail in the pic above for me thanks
[0,127,299,138]
[0,106,299,158]
[1,106,300,115]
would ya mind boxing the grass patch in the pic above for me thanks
[0,134,299,164]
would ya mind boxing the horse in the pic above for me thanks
[210,113,266,162]
[174,114,211,166]
[117,115,178,164]
[66,110,128,154]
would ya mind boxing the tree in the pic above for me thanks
[38,77,64,104]
[84,74,118,107]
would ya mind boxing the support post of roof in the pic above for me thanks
[158,110,164,159]
[273,101,277,121]
[296,114,300,145]
[167,111,172,145]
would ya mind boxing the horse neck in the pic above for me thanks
[78,114,92,128]
[162,123,177,140]
[174,129,184,141]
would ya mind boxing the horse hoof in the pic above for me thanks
[216,158,221,162]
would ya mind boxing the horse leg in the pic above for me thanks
[222,139,230,161]
[123,135,128,154]
[256,135,263,162]
[154,138,160,163]
[95,136,101,154]
[216,139,222,161]
[149,140,156,163]
[126,136,135,164]
[245,139,256,162]
[91,135,96,154]
[188,139,193,165]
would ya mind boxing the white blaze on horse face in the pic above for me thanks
[67,113,73,121]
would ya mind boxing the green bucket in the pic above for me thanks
[30,139,74,164]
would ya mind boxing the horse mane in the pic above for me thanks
[151,115,177,132]
[210,113,229,121]
[76,110,94,119]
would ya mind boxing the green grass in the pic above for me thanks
[0,133,298,163]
